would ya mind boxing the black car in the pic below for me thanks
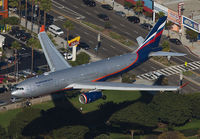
[101,4,113,10]
[97,14,109,21]
[15,30,25,39]
[78,42,90,50]
[83,0,96,7]
[127,16,140,23]
[140,23,153,30]
[20,33,31,42]
[169,38,182,45]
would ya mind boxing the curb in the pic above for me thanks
[183,45,200,58]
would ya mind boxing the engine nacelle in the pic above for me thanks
[79,90,103,104]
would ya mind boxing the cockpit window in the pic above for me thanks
[11,85,24,91]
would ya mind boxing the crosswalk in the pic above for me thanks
[137,61,200,80]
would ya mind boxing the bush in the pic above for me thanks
[180,129,199,137]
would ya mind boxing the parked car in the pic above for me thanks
[83,0,96,7]
[101,4,113,10]
[78,42,90,50]
[20,33,31,42]
[127,16,140,23]
[97,14,109,21]
[63,53,73,60]
[8,57,15,63]
[10,97,23,103]
[115,11,126,17]
[140,23,153,30]
[169,38,182,45]
[48,25,64,36]
[15,30,25,39]
[0,100,9,106]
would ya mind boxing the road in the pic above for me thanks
[49,0,200,93]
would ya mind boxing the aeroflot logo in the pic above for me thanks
[69,41,80,47]
[68,36,80,47]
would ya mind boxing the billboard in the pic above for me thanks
[0,0,3,10]
[182,16,199,33]
[154,2,168,16]
[168,9,180,25]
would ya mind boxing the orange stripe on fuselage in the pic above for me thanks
[92,53,139,82]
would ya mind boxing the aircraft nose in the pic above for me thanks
[11,91,20,97]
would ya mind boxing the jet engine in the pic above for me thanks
[79,90,106,104]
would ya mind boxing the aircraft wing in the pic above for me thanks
[136,36,144,47]
[149,51,186,57]
[38,26,71,72]
[68,82,179,91]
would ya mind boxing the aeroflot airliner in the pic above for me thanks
[11,16,186,104]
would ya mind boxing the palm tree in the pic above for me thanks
[27,38,36,74]
[165,21,173,38]
[11,41,21,81]
[40,0,52,27]
[35,0,41,33]
[63,20,74,42]
[133,0,143,16]
[25,0,28,29]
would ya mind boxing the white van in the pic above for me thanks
[48,25,64,36]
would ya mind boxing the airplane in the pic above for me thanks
[11,16,186,104]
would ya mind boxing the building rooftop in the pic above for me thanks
[155,0,200,23]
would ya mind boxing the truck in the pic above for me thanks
[0,35,5,57]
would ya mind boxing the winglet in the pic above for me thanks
[40,25,45,32]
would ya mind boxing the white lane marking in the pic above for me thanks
[120,23,125,27]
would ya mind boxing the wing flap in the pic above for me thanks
[149,51,186,57]
[68,82,179,91]
[38,31,71,72]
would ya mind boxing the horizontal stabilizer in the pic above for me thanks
[149,51,186,57]
[68,82,179,91]
[136,36,144,47]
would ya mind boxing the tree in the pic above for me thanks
[165,21,173,37]
[158,131,186,139]
[40,0,52,27]
[187,93,200,118]
[30,0,35,32]
[149,92,192,126]
[27,37,37,74]
[25,0,28,29]
[9,0,22,23]
[122,72,136,83]
[63,20,74,42]
[11,41,21,80]
[185,29,198,47]
[124,1,133,15]
[156,11,165,20]
[133,0,143,16]
[0,125,7,139]
[110,102,158,127]
[50,125,89,138]
[36,0,41,33]
[161,40,170,52]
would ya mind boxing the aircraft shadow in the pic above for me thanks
[22,75,166,138]
[21,89,160,138]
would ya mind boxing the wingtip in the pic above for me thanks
[40,25,45,32]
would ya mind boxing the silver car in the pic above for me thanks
[115,11,126,17]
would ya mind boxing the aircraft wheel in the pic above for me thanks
[102,95,107,100]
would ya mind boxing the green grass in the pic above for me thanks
[109,133,132,139]
[0,101,55,129]
[82,21,104,32]
[187,136,198,139]
[68,90,141,113]
[0,109,22,128]
[174,119,200,131]
[183,71,193,76]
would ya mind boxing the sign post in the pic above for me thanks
[67,36,80,61]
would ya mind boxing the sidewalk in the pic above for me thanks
[96,0,200,58]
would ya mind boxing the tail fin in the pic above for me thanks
[135,16,167,56]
